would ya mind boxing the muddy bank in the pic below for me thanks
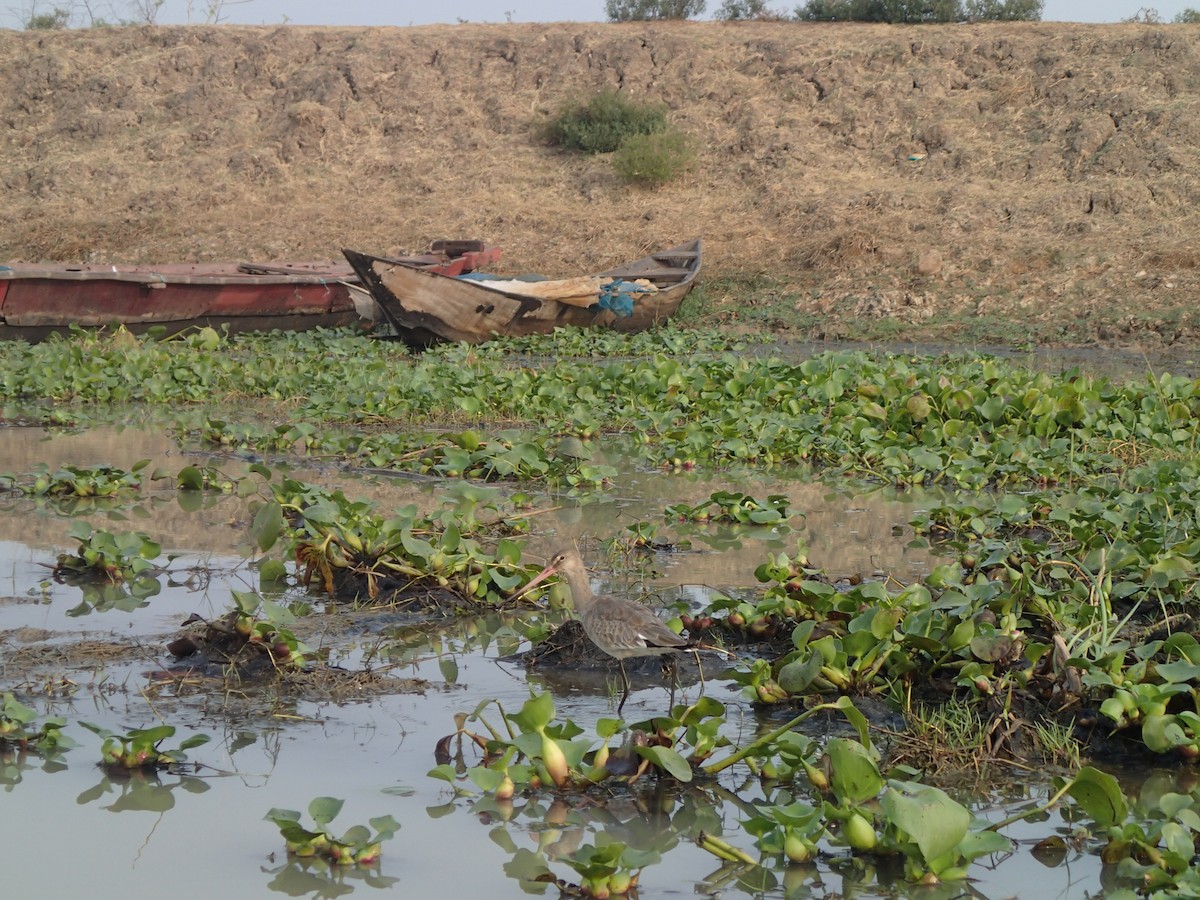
[2,22,1199,346]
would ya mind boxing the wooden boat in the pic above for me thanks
[0,240,501,342]
[341,238,702,348]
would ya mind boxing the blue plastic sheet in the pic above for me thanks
[596,278,652,318]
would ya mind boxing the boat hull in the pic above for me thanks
[342,238,701,348]
[0,242,500,342]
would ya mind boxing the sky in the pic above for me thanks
[4,0,1197,28]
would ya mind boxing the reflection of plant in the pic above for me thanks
[553,835,659,897]
[76,768,211,812]
[66,577,162,616]
[265,797,399,866]
[261,856,399,893]
[79,722,210,771]
[0,743,66,790]
[1097,769,1200,895]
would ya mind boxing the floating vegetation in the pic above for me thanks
[264,797,400,866]
[665,490,793,525]
[0,694,75,757]
[0,460,148,498]
[53,521,164,584]
[250,473,539,607]
[5,327,1200,896]
[166,589,314,671]
[79,722,209,772]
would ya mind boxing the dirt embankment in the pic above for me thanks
[2,22,1199,346]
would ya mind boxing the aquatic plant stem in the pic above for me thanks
[701,702,838,776]
[696,831,758,864]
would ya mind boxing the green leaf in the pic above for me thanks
[777,651,822,695]
[508,691,554,735]
[826,737,883,805]
[634,745,693,782]
[369,814,401,841]
[881,782,970,865]
[129,724,175,746]
[177,466,205,490]
[2,693,37,725]
[955,828,1013,861]
[307,796,345,826]
[177,733,211,752]
[427,764,460,784]
[1155,660,1200,684]
[906,393,931,420]
[251,501,285,553]
[1141,714,1187,754]
[338,824,370,846]
[829,696,873,750]
[468,766,507,793]
[258,559,288,584]
[595,717,624,739]
[1066,766,1128,827]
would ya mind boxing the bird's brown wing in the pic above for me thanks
[584,596,689,658]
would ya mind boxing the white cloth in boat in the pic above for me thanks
[477,276,658,308]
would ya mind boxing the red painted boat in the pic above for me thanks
[0,240,500,342]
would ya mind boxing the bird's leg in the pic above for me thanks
[667,655,678,711]
[617,660,630,715]
[693,648,706,698]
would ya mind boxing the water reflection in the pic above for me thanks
[0,422,944,580]
[262,857,397,897]
[0,416,1128,900]
[76,767,210,813]
[0,745,68,790]
[463,784,730,896]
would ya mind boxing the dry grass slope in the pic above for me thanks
[2,21,1199,345]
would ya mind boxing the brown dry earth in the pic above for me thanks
[2,21,1199,347]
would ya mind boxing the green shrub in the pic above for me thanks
[612,130,696,186]
[606,0,707,20]
[716,0,780,18]
[546,89,668,155]
[795,0,1041,20]
[26,7,71,28]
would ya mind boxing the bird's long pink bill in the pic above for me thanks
[511,561,559,599]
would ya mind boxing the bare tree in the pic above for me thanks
[125,0,163,24]
[185,0,255,24]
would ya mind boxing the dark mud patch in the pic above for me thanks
[160,609,430,703]
[150,660,429,706]
[510,619,733,697]
[2,634,154,673]
[323,568,482,614]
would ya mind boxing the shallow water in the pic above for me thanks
[0,420,1120,898]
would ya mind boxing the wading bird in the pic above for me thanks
[515,547,691,714]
